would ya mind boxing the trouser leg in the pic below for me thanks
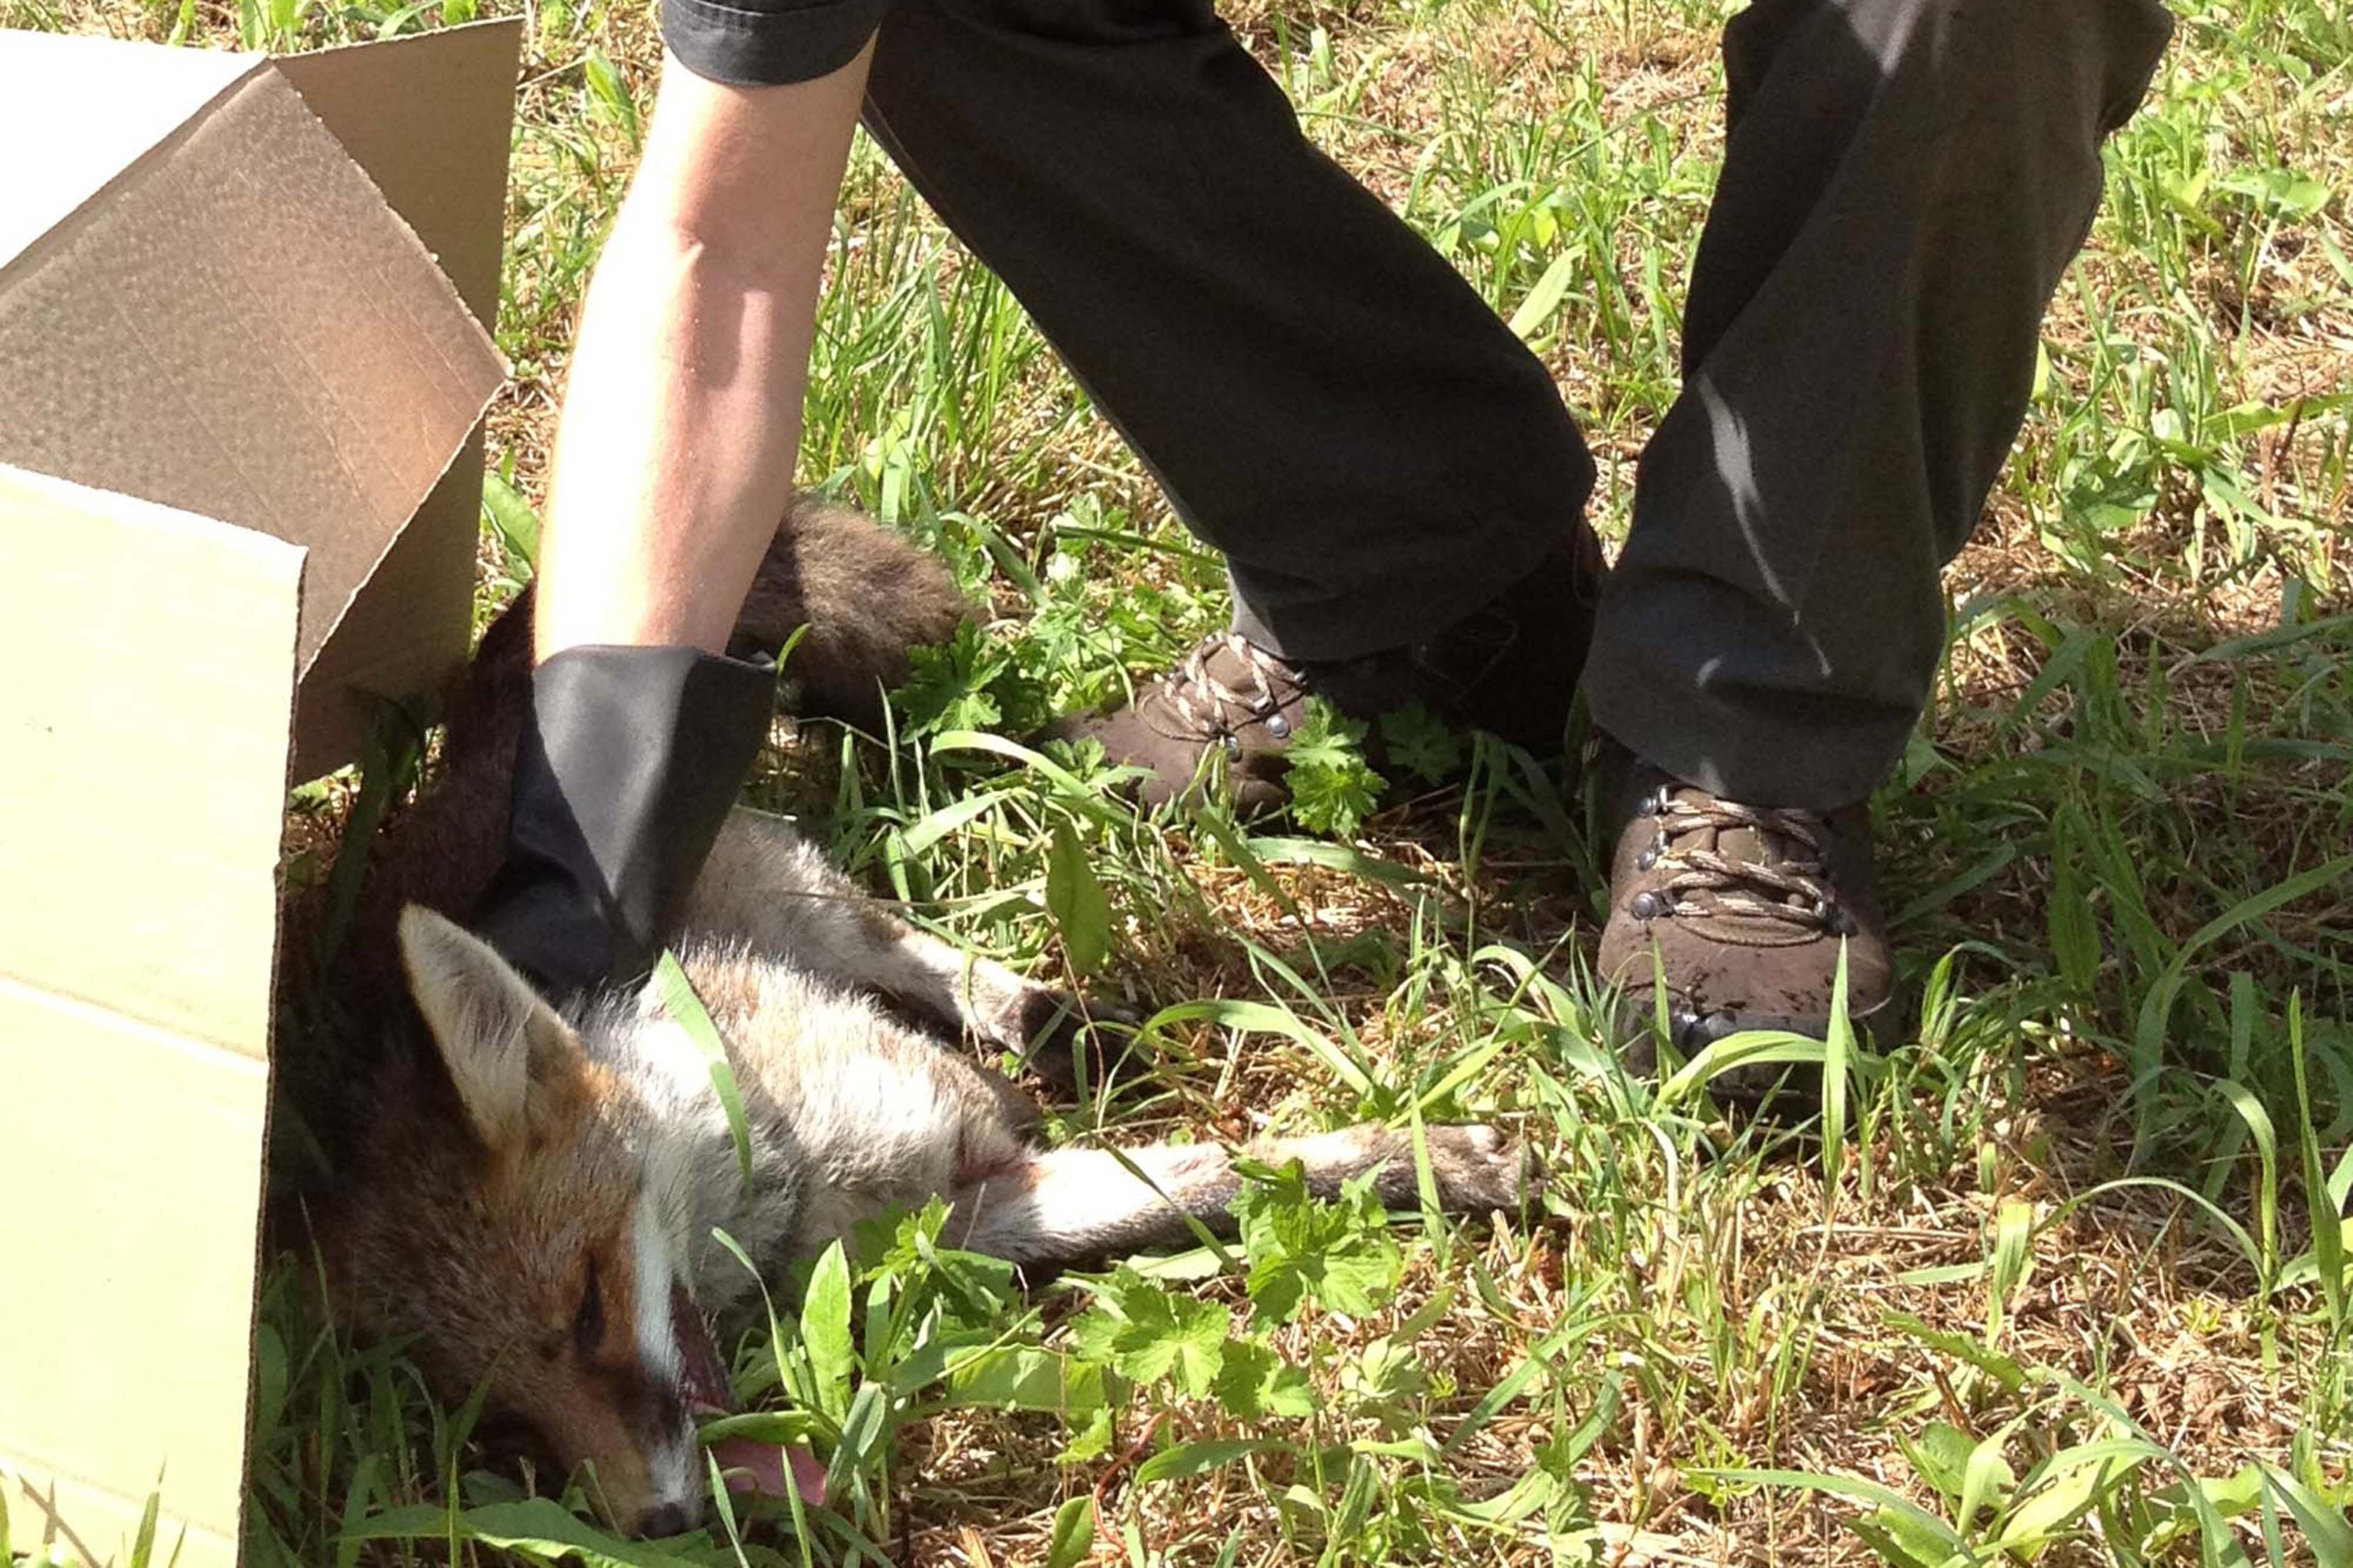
[1585,0,2174,808]
[861,0,1594,662]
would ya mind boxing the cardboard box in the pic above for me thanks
[0,21,519,1564]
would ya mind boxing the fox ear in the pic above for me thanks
[397,906,584,1152]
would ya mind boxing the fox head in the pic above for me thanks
[318,907,738,1536]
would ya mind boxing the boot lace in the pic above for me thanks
[1639,793,1849,946]
[1155,632,1297,740]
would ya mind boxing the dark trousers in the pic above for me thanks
[857,0,2175,808]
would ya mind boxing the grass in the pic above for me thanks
[5,0,2350,1563]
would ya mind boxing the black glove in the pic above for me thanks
[470,643,775,999]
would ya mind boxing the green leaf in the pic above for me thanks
[1045,819,1111,978]
[2213,1079,2281,1277]
[948,1346,1109,1416]
[2047,805,2100,993]
[896,629,1009,737]
[1376,701,1463,785]
[2218,166,2331,219]
[1958,1430,2017,1534]
[1508,250,1579,341]
[1134,1438,1282,1487]
[652,953,755,1197]
[1063,1404,1116,1463]
[335,1455,380,1568]
[1897,1421,1974,1501]
[1282,702,1382,838]
[1845,1512,1944,1568]
[1442,1346,1559,1458]
[1987,1197,2034,1340]
[1998,1445,2148,1556]
[1821,939,1854,1206]
[2132,855,2353,1147]
[1069,1267,1229,1397]
[480,470,541,573]
[1657,1029,1828,1109]
[1232,1160,1401,1325]
[1212,1338,1315,1419]
[1141,998,1377,1099]
[2147,1463,2265,1555]
[346,1500,701,1567]
[1044,1496,1095,1568]
[130,1486,161,1568]
[581,46,641,148]
[1696,1469,1964,1555]
[1881,1312,2027,1393]
[801,1242,855,1420]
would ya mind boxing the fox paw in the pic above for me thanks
[1009,987,1140,1095]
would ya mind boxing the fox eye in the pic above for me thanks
[574,1257,605,1360]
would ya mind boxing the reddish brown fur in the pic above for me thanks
[307,1015,675,1512]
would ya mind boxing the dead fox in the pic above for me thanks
[301,499,1531,1537]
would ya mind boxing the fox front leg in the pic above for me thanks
[944,1125,1533,1269]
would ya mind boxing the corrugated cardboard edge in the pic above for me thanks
[273,21,521,779]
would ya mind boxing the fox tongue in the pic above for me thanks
[672,1284,826,1506]
[711,1437,828,1506]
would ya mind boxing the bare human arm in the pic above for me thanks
[532,44,875,660]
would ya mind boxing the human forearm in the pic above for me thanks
[533,44,874,660]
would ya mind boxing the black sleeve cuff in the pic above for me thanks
[662,0,889,86]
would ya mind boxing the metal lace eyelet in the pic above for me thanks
[1638,792,1661,817]
[1630,890,1670,922]
[1636,846,1658,872]
[1264,712,1290,739]
[1222,733,1242,757]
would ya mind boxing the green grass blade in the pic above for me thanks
[2132,855,2353,1144]
[654,950,756,1197]
[1822,938,1854,1211]
[2287,995,2348,1329]
[1694,1469,1967,1554]
[2255,1463,2353,1564]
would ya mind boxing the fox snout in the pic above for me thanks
[498,1277,719,1536]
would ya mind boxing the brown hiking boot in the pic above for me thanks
[1049,526,1605,809]
[1595,743,1893,1092]
[1052,630,1314,811]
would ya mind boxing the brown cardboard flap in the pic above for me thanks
[0,31,255,276]
[0,64,501,712]
[274,19,523,326]
[275,20,523,778]
[0,463,303,1052]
